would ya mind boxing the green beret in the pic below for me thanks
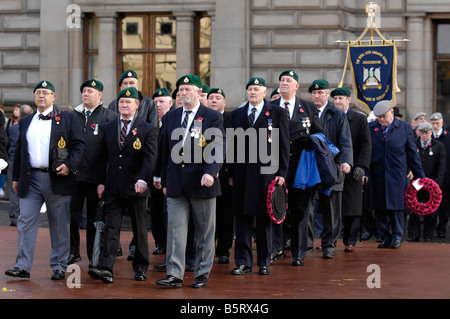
[207,88,226,98]
[80,79,103,92]
[152,88,171,99]
[34,80,55,93]
[119,69,138,85]
[270,87,280,98]
[308,79,329,93]
[201,84,210,94]
[117,86,139,100]
[279,70,298,82]
[330,87,351,98]
[176,75,202,88]
[246,77,266,89]
[172,88,178,99]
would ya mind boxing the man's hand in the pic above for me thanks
[97,184,105,198]
[12,181,18,193]
[56,164,70,175]
[275,176,285,186]
[135,180,148,194]
[341,163,351,174]
[201,174,214,187]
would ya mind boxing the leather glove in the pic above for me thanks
[353,167,365,181]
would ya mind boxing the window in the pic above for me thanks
[83,14,99,80]
[434,20,450,123]
[195,13,211,87]
[118,13,177,97]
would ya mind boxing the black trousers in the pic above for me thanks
[69,181,100,262]
[215,184,234,258]
[149,185,167,250]
[100,194,149,273]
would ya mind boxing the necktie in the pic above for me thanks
[381,126,387,139]
[85,110,91,117]
[120,119,131,148]
[182,111,192,129]
[39,109,60,120]
[248,107,257,125]
[284,102,290,121]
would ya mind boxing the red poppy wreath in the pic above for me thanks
[267,179,288,224]
[405,178,442,215]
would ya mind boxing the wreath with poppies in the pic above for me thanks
[405,178,442,215]
[267,179,288,224]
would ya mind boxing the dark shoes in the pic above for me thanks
[5,267,30,278]
[134,271,147,281]
[193,274,208,288]
[88,268,114,284]
[152,247,166,255]
[217,256,230,264]
[378,240,402,249]
[67,254,81,265]
[51,269,65,280]
[231,265,252,275]
[270,250,285,262]
[258,266,270,275]
[292,258,304,266]
[156,275,183,288]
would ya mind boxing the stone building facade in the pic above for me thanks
[0,0,449,123]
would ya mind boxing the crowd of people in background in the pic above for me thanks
[2,68,449,289]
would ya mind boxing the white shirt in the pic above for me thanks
[434,128,443,139]
[317,104,327,118]
[119,115,135,135]
[27,106,53,168]
[280,97,296,120]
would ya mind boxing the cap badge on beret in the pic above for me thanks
[254,79,259,84]
[126,90,131,96]
[158,90,162,96]
[218,89,222,94]
[184,77,189,83]
[127,71,132,77]
[42,81,48,88]
[289,71,294,76]
[315,83,319,89]
[91,81,96,87]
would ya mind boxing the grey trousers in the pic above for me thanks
[166,194,216,280]
[15,171,71,273]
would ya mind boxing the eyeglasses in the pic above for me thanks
[34,90,54,96]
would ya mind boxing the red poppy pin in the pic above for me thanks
[91,123,96,129]
[428,142,432,146]
[265,111,270,117]
[197,117,204,122]
[445,131,448,135]
[374,127,379,132]
[132,128,137,135]
[299,108,304,113]
[55,116,60,124]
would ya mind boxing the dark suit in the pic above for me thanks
[342,108,371,247]
[69,104,118,263]
[12,107,85,273]
[435,129,450,237]
[316,102,353,256]
[230,100,289,268]
[97,116,158,274]
[269,97,323,261]
[159,103,224,279]
[369,117,425,243]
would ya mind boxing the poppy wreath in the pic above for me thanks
[267,179,288,224]
[405,178,442,215]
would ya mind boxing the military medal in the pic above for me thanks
[133,138,142,150]
[91,123,99,135]
[191,126,201,139]
[429,148,433,156]
[268,119,273,143]
[302,117,311,134]
[58,136,66,148]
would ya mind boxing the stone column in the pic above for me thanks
[405,12,427,121]
[173,11,195,78]
[96,12,117,105]
[68,15,84,107]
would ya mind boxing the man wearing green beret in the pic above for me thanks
[108,69,158,130]
[270,87,281,101]
[229,76,290,276]
[331,87,371,252]
[157,74,225,288]
[6,80,85,280]
[309,79,353,258]
[89,86,158,283]
[69,79,118,266]
[200,84,210,107]
[270,70,324,266]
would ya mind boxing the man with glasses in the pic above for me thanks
[5,80,85,280]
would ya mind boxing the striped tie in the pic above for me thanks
[248,107,257,125]
[381,126,386,139]
[120,119,131,148]
[182,111,192,129]
[284,102,290,121]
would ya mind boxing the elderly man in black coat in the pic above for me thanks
[331,88,371,252]
[309,79,353,258]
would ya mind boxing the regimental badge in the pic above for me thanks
[133,138,142,150]
[58,136,66,148]
[184,77,189,83]
[127,71,132,77]
[218,89,222,94]
[42,81,47,87]
[92,81,96,86]
[197,135,207,147]
[254,79,259,85]
[158,90,162,96]
[126,90,131,96]
[315,83,319,89]
[289,71,294,76]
